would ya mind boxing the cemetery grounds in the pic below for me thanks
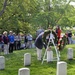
[0,44,75,75]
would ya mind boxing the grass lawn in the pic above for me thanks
[0,44,75,75]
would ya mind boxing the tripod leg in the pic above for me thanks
[41,35,51,64]
[41,48,47,64]
[52,39,60,62]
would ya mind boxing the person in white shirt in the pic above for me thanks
[16,33,22,50]
[27,33,33,48]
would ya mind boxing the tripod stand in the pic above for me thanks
[41,31,60,64]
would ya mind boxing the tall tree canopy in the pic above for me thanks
[0,0,75,34]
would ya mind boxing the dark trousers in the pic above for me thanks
[9,43,14,53]
[17,41,21,50]
[14,41,17,50]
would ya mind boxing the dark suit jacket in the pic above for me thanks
[35,35,43,49]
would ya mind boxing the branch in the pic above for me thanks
[0,0,8,17]
[55,0,71,24]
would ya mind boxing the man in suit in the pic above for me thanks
[35,32,45,60]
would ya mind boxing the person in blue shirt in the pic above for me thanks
[8,31,14,53]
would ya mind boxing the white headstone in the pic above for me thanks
[0,56,5,70]
[47,50,53,62]
[24,53,31,66]
[56,61,67,75]
[67,48,73,60]
[18,68,30,75]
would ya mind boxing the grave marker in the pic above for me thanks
[24,53,31,66]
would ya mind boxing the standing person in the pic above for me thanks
[68,31,73,44]
[16,33,21,50]
[55,26,61,40]
[13,33,17,50]
[35,32,45,60]
[0,34,4,54]
[55,26,61,45]
[8,31,14,53]
[65,31,69,44]
[24,34,28,48]
[3,31,9,54]
[27,33,33,48]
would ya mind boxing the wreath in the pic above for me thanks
[42,29,58,46]
[58,35,67,51]
[42,29,67,51]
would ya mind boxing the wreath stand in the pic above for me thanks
[41,31,60,64]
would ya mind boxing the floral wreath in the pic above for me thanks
[42,29,67,50]
[58,35,67,51]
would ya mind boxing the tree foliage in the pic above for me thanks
[0,0,75,34]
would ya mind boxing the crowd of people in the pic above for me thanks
[0,31,33,55]
[0,26,73,57]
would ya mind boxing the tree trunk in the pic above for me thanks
[0,0,8,17]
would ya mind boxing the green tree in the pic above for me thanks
[0,0,75,34]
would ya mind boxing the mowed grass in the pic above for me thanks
[0,44,75,75]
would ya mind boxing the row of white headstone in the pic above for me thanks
[18,61,67,75]
[18,47,73,75]
[0,53,31,69]
[47,48,73,62]
[0,48,73,75]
